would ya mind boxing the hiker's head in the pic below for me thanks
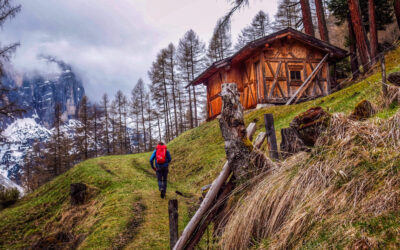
[157,142,164,146]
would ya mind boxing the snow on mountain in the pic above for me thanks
[2,118,51,143]
[0,117,81,193]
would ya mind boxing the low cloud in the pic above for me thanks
[2,0,277,101]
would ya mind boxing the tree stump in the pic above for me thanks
[384,85,400,107]
[218,83,252,180]
[70,183,87,206]
[349,100,376,121]
[290,107,331,146]
[388,72,400,86]
[280,127,308,159]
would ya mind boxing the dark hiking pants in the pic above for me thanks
[156,167,168,192]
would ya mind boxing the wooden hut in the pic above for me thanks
[189,28,348,120]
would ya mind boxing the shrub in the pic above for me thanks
[0,185,20,209]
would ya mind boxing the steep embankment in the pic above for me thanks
[1,47,400,249]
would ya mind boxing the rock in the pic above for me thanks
[256,103,274,109]
[388,72,400,86]
[280,127,308,159]
[70,183,87,206]
[290,107,331,146]
[349,100,376,121]
[201,184,212,198]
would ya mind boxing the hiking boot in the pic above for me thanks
[160,189,164,198]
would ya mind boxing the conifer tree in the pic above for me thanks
[177,29,206,128]
[101,94,111,154]
[149,50,172,142]
[235,10,271,50]
[207,18,233,63]
[76,96,91,160]
[273,0,303,31]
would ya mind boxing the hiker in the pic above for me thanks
[149,142,172,198]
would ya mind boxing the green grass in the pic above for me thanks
[2,47,400,249]
[0,154,196,249]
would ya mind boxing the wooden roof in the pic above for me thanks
[189,27,348,87]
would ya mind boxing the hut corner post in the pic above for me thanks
[173,83,273,250]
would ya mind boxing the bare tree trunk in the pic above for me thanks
[300,0,315,36]
[187,71,194,129]
[394,0,400,31]
[348,0,371,71]
[368,0,378,64]
[348,15,360,79]
[314,0,329,42]
[140,95,147,152]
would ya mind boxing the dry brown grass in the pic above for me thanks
[219,110,400,249]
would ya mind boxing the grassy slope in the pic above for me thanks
[0,154,195,249]
[1,47,400,249]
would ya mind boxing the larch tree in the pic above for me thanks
[177,29,206,128]
[207,18,233,64]
[273,0,303,31]
[90,104,102,157]
[235,10,271,50]
[165,44,180,137]
[368,0,378,63]
[329,0,393,73]
[101,93,111,154]
[113,90,128,154]
[300,0,315,36]
[145,95,152,149]
[0,1,22,130]
[50,103,63,176]
[149,50,172,142]
[348,0,371,70]
[314,0,329,42]
[76,96,91,160]
[132,79,148,151]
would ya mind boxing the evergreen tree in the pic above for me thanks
[207,18,233,63]
[132,79,148,151]
[101,94,111,154]
[76,96,91,160]
[149,50,172,142]
[177,29,206,128]
[235,10,271,50]
[273,0,303,31]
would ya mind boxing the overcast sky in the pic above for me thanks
[2,0,278,101]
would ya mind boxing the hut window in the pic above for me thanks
[290,70,301,81]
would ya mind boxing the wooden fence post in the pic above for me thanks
[381,53,388,96]
[169,199,179,249]
[264,114,279,160]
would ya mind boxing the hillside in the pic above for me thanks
[1,47,400,249]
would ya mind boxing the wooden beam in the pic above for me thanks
[309,62,324,94]
[268,62,282,98]
[262,60,268,100]
[285,62,291,96]
[286,54,329,105]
